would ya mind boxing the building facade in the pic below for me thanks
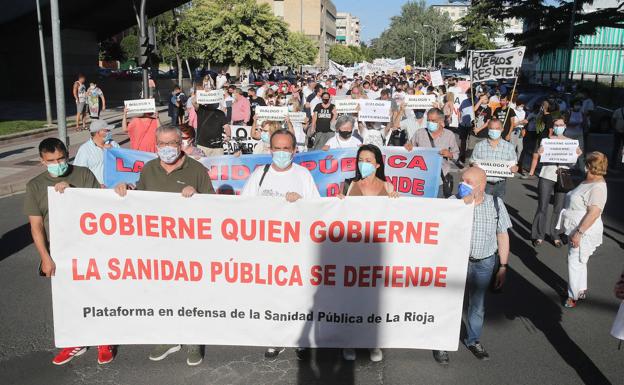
[336,12,360,47]
[257,0,337,67]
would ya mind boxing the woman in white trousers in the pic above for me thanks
[558,152,608,308]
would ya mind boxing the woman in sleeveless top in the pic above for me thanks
[338,144,398,363]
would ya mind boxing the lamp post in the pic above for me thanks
[424,24,437,68]
[407,38,417,67]
[414,30,425,68]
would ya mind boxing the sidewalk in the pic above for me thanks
[0,107,169,196]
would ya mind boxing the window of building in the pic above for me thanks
[273,0,284,18]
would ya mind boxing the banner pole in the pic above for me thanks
[502,74,520,140]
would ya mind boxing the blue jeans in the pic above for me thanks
[464,254,496,346]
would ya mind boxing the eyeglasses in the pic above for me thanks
[157,140,181,146]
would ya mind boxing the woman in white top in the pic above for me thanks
[531,118,582,247]
[611,271,624,343]
[284,98,309,153]
[558,151,608,308]
[322,115,362,150]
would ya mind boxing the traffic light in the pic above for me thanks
[138,34,155,69]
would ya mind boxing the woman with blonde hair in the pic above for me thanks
[285,97,309,153]
[251,119,283,154]
[558,151,608,308]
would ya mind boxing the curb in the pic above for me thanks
[0,180,27,197]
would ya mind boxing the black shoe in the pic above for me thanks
[467,342,490,360]
[264,347,285,360]
[295,348,310,361]
[432,350,449,365]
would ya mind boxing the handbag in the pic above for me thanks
[555,167,575,193]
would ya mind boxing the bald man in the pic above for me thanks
[433,166,512,365]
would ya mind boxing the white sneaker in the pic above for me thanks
[342,348,356,361]
[369,348,383,362]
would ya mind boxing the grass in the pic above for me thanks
[0,120,50,136]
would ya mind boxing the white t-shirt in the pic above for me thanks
[241,163,320,199]
[447,86,463,96]
[324,135,362,149]
[514,108,526,128]
[216,75,228,90]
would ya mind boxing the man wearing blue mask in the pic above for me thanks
[404,108,459,197]
[73,119,120,187]
[241,129,320,359]
[114,125,214,366]
[433,166,512,366]
[24,138,111,365]
[470,119,518,199]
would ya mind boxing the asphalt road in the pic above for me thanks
[0,175,623,385]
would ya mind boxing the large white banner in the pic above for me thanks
[49,189,473,350]
[470,47,525,82]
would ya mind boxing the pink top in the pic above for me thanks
[127,117,158,153]
[231,97,251,123]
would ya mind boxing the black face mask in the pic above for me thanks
[338,130,352,139]
[322,99,330,103]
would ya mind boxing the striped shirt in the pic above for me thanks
[470,139,516,183]
[470,194,513,259]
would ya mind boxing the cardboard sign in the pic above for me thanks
[255,106,288,121]
[335,99,361,114]
[540,139,580,163]
[473,160,516,178]
[196,90,225,105]
[124,99,156,115]
[470,47,525,82]
[358,100,392,122]
[288,112,307,124]
[405,95,436,110]
[430,71,444,87]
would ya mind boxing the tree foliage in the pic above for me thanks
[99,39,124,61]
[370,0,454,66]
[469,0,624,54]
[275,32,319,68]
[120,35,139,62]
[454,0,503,57]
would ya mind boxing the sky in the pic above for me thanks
[332,0,449,43]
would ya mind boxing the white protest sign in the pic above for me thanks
[335,99,361,114]
[49,189,473,350]
[540,139,579,163]
[196,90,225,105]
[430,71,444,87]
[227,125,259,154]
[255,106,288,121]
[470,47,525,82]
[405,95,436,110]
[473,160,516,178]
[124,99,156,115]
[358,100,391,122]
[288,112,307,124]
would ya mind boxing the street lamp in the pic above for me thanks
[414,30,425,68]
[407,38,417,67]
[424,24,437,68]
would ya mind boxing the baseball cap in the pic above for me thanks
[89,119,114,133]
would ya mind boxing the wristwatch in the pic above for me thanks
[499,264,508,269]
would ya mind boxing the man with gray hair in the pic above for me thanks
[405,107,459,197]
[322,115,362,149]
[114,124,214,366]
[73,119,119,186]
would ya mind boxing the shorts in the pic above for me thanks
[76,101,86,114]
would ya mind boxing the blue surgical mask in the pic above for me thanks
[457,182,474,199]
[272,150,293,169]
[554,126,566,136]
[358,162,376,178]
[261,131,270,143]
[104,131,113,143]
[157,146,180,164]
[426,121,438,132]
[47,162,69,177]
[488,129,502,140]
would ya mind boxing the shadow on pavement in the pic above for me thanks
[0,223,32,262]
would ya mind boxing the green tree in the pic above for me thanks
[185,0,290,71]
[329,45,356,65]
[454,0,503,58]
[370,0,453,66]
[120,35,139,62]
[275,32,319,68]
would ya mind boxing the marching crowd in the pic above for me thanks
[23,68,623,368]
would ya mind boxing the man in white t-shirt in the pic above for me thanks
[216,71,228,90]
[241,129,319,360]
[241,130,320,201]
[323,115,362,149]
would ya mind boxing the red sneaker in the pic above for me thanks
[97,345,115,365]
[52,347,87,365]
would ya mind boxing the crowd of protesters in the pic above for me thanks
[23,67,622,367]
